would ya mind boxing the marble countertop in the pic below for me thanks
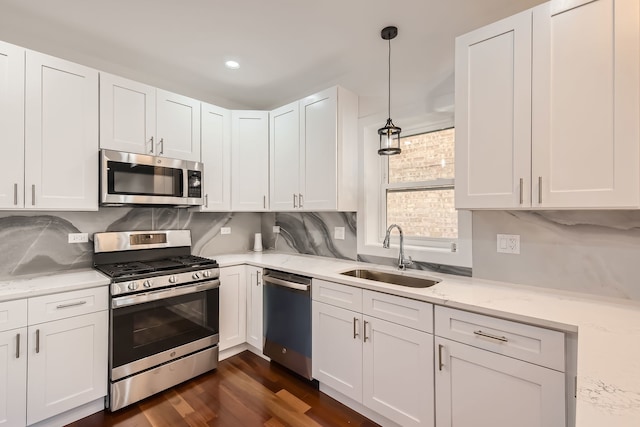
[1,253,638,426]
[0,268,109,302]
[215,252,640,427]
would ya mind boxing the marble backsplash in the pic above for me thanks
[472,210,640,300]
[0,209,261,280]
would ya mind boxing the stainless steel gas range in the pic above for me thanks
[93,230,220,411]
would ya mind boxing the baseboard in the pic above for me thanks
[246,344,270,361]
[319,383,400,427]
[29,397,105,427]
[219,343,249,361]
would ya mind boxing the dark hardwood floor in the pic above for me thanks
[67,351,380,427]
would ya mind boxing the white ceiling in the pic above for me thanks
[0,0,545,117]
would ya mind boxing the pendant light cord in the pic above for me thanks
[388,38,391,120]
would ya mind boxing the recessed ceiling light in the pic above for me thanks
[225,60,240,70]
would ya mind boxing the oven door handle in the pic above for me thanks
[263,275,310,292]
[112,279,220,309]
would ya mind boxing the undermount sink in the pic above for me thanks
[341,269,440,288]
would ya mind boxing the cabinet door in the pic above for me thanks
[25,51,99,211]
[455,10,532,209]
[299,87,338,210]
[201,103,231,211]
[231,110,269,211]
[0,328,27,427]
[219,266,247,350]
[0,41,25,209]
[26,311,108,425]
[435,337,565,427]
[362,316,434,427]
[312,301,362,402]
[245,266,263,350]
[156,89,201,162]
[99,73,156,155]
[270,102,300,211]
[532,0,639,208]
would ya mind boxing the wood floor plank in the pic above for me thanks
[67,351,380,427]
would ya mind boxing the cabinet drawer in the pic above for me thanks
[312,279,362,312]
[0,299,27,332]
[363,290,433,333]
[28,286,108,325]
[435,306,565,371]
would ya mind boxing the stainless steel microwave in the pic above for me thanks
[100,149,203,207]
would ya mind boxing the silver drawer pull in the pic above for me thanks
[16,333,20,359]
[353,317,359,339]
[35,329,40,354]
[438,344,444,371]
[474,330,508,343]
[56,300,87,309]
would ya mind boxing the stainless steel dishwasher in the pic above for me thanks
[263,269,312,380]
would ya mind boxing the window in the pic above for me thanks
[382,128,457,247]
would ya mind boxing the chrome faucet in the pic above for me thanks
[383,224,413,270]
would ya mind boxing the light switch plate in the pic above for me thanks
[220,227,231,235]
[334,227,345,240]
[497,234,520,254]
[68,233,88,243]
[273,226,281,233]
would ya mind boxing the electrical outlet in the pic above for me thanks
[497,234,520,254]
[334,227,345,240]
[68,233,88,244]
[273,226,281,233]
[220,227,231,235]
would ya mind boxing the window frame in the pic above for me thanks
[380,126,457,249]
[358,112,472,268]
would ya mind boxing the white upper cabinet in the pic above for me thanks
[25,51,99,211]
[270,86,358,211]
[270,101,300,211]
[156,89,201,161]
[0,41,25,210]
[531,0,639,208]
[99,73,155,156]
[100,73,201,162]
[200,103,231,211]
[456,0,640,209]
[231,110,269,211]
[455,10,533,209]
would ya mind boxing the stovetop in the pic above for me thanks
[95,255,217,279]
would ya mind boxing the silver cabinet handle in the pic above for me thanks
[293,194,298,208]
[363,320,369,342]
[519,178,523,205]
[257,271,262,285]
[149,136,154,153]
[438,344,444,371]
[16,333,20,359]
[473,330,508,342]
[263,195,266,209]
[353,317,359,339]
[204,194,209,208]
[31,184,35,206]
[14,183,17,206]
[299,193,303,208]
[538,176,542,204]
[56,300,87,310]
[35,329,40,354]
[157,137,164,155]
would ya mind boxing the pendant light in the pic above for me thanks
[378,26,401,156]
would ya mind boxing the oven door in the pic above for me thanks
[110,280,219,381]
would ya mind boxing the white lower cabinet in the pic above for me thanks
[26,311,108,425]
[435,337,565,427]
[0,287,108,427]
[245,266,263,351]
[312,280,434,427]
[0,327,27,426]
[219,266,247,351]
[434,306,566,427]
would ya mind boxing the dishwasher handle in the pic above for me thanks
[263,275,310,292]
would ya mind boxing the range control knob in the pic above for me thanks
[143,280,152,288]
[127,282,139,291]
[203,270,211,278]
[169,276,178,284]
[192,272,201,280]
